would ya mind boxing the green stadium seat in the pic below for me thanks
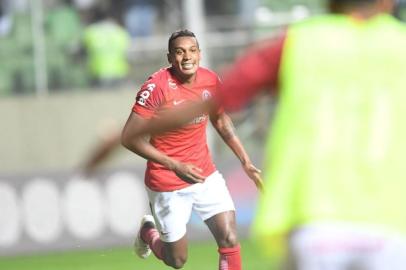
[44,5,89,90]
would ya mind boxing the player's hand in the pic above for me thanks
[242,162,264,192]
[172,161,205,184]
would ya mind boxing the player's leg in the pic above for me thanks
[138,218,189,268]
[138,187,193,268]
[205,211,238,247]
[140,221,188,269]
[161,236,188,269]
[193,171,241,270]
[205,211,242,270]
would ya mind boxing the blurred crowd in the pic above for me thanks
[0,0,404,95]
[0,0,264,95]
[0,0,170,94]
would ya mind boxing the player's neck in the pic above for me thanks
[170,68,197,87]
[181,76,197,87]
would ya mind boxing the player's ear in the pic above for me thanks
[167,52,171,64]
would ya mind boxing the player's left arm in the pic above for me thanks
[210,111,263,191]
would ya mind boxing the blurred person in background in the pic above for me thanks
[0,0,12,37]
[45,0,83,53]
[132,0,406,269]
[44,0,87,90]
[82,6,130,88]
[394,0,406,20]
[72,0,98,24]
[121,29,263,270]
[122,0,158,38]
[238,0,259,31]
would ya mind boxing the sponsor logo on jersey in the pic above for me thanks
[137,83,156,106]
[188,114,207,125]
[168,79,177,89]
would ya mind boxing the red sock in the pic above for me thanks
[218,245,242,270]
[141,227,164,260]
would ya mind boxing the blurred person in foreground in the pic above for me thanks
[134,0,406,269]
[121,29,263,270]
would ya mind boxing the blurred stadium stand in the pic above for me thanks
[0,0,328,96]
[0,0,403,95]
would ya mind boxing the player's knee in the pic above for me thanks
[218,231,239,248]
[165,254,187,269]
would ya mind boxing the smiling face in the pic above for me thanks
[167,36,201,84]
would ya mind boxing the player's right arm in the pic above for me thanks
[121,113,205,184]
[121,113,171,167]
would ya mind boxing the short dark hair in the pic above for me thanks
[329,0,377,12]
[330,0,375,3]
[168,29,199,53]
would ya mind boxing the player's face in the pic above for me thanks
[167,36,201,82]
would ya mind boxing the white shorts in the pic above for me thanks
[286,223,406,270]
[146,171,235,242]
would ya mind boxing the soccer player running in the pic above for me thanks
[121,29,263,270]
[132,0,406,269]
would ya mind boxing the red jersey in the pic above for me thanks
[133,67,221,192]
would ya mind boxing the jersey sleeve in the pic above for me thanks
[218,33,286,112]
[132,78,164,119]
[214,75,225,115]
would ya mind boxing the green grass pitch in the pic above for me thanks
[0,239,275,270]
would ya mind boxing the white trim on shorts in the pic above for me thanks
[146,171,235,242]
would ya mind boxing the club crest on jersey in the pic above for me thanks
[168,79,177,89]
[202,90,211,100]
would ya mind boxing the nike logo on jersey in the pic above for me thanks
[173,100,185,106]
